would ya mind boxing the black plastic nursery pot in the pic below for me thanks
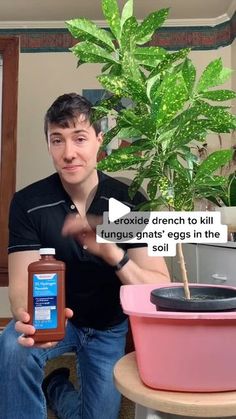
[150,285,236,312]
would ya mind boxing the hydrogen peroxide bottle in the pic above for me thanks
[28,248,65,343]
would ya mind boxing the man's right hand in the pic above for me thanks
[15,307,73,349]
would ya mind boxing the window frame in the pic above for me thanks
[0,37,19,286]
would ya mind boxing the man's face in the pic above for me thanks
[47,116,103,186]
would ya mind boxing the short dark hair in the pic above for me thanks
[44,93,102,138]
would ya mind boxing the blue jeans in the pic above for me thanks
[0,318,128,419]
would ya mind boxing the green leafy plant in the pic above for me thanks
[220,172,236,206]
[66,0,236,298]
[206,171,236,207]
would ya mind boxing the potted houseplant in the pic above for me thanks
[66,0,236,305]
[206,170,236,228]
[66,0,236,393]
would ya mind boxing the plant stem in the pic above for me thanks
[177,242,191,299]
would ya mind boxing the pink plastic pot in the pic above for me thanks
[120,283,236,392]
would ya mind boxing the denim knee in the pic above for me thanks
[0,319,45,371]
[0,320,30,364]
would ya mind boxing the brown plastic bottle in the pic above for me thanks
[28,248,65,343]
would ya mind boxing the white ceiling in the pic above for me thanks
[0,0,235,24]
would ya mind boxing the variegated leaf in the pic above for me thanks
[182,58,196,95]
[119,109,156,137]
[97,147,146,172]
[170,120,209,149]
[149,49,191,79]
[168,104,202,130]
[167,155,190,180]
[158,176,174,206]
[146,75,161,102]
[97,75,126,95]
[147,177,159,200]
[198,101,236,131]
[134,46,167,67]
[91,95,120,120]
[195,175,227,188]
[117,127,142,139]
[101,125,121,149]
[129,171,147,199]
[102,0,121,39]
[120,16,138,51]
[108,64,123,76]
[173,172,193,210]
[122,50,143,81]
[71,41,117,64]
[197,58,233,92]
[123,77,148,103]
[195,150,233,180]
[66,18,115,51]
[200,89,236,101]
[135,9,169,45]
[121,0,133,28]
[156,73,188,127]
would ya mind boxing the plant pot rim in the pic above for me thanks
[151,284,236,312]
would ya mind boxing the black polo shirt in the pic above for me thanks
[8,171,146,329]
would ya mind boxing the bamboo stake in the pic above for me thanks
[177,242,191,299]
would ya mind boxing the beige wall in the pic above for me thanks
[16,53,103,189]
[1,44,234,317]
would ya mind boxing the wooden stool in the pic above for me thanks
[113,352,236,419]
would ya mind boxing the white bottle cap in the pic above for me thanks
[39,248,56,255]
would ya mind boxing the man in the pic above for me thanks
[0,93,170,419]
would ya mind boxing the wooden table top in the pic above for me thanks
[114,352,236,417]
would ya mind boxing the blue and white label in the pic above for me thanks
[33,273,58,330]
